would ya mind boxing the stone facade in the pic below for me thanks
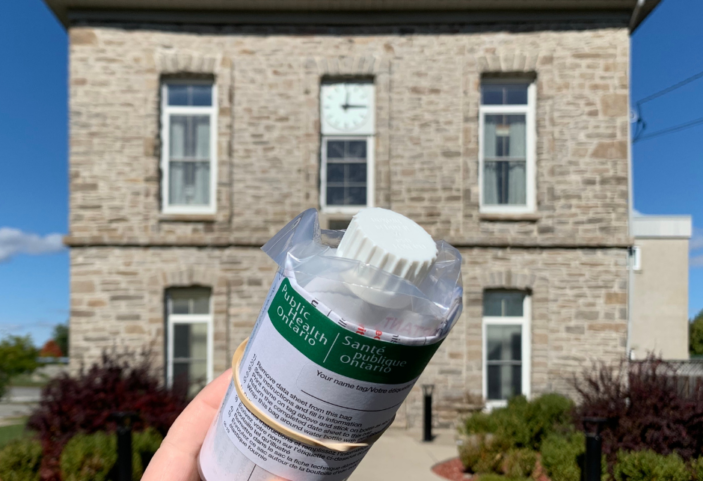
[70,245,627,427]
[67,21,632,427]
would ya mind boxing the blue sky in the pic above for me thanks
[0,0,701,346]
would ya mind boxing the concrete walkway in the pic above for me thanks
[0,387,41,424]
[2,386,41,403]
[350,428,458,481]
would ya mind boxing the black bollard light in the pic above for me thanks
[583,417,607,481]
[112,412,138,481]
[422,384,434,442]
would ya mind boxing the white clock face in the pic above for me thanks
[322,83,372,132]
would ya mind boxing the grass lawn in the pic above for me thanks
[10,372,49,388]
[0,419,32,448]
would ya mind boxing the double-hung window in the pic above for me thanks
[479,80,535,213]
[483,290,531,406]
[166,287,213,397]
[320,81,375,213]
[161,82,217,214]
[321,138,372,208]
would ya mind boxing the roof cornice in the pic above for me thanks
[43,0,660,31]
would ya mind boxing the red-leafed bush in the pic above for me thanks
[40,340,63,358]
[27,349,187,481]
[572,355,703,465]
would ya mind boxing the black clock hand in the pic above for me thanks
[344,90,349,110]
[341,104,367,109]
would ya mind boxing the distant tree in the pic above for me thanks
[689,310,703,356]
[0,335,39,398]
[52,323,69,357]
[40,339,63,358]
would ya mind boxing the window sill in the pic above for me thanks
[321,206,366,215]
[480,213,539,222]
[484,400,508,412]
[159,213,217,222]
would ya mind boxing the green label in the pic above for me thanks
[267,278,442,384]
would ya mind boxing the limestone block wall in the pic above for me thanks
[66,23,631,247]
[69,247,276,375]
[70,245,628,427]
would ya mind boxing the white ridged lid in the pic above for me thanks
[336,208,438,286]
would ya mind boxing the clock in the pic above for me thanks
[320,82,375,135]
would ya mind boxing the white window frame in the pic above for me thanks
[320,135,375,214]
[165,293,214,390]
[631,245,642,271]
[478,80,536,214]
[160,80,218,215]
[482,292,531,409]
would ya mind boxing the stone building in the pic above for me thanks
[46,0,666,425]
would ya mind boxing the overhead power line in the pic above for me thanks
[633,67,703,142]
[636,69,703,106]
[633,115,703,143]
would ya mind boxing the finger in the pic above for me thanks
[142,369,232,481]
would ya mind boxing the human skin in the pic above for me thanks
[142,368,231,481]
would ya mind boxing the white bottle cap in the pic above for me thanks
[337,208,438,286]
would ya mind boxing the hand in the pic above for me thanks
[142,369,232,481]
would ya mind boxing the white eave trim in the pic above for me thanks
[632,215,692,238]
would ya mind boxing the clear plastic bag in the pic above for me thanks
[199,209,463,481]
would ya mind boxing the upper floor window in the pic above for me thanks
[320,81,375,214]
[161,82,217,214]
[480,80,535,214]
[166,287,213,397]
[483,290,531,406]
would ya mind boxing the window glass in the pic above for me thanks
[168,84,213,106]
[483,114,527,206]
[487,364,523,401]
[483,291,525,317]
[169,288,211,315]
[327,141,345,159]
[487,325,522,361]
[325,139,368,206]
[169,116,210,160]
[484,115,526,159]
[481,83,528,105]
[168,115,211,206]
[172,323,208,397]
[486,325,523,400]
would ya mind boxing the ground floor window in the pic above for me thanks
[483,290,531,406]
[166,287,213,397]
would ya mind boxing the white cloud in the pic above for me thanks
[0,228,65,262]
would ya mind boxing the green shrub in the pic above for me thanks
[133,427,163,474]
[540,431,584,481]
[463,394,574,451]
[60,428,163,481]
[501,448,537,478]
[0,438,42,481]
[477,474,530,481]
[459,433,511,473]
[464,411,499,435]
[691,457,703,481]
[613,450,689,481]
[60,431,117,481]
